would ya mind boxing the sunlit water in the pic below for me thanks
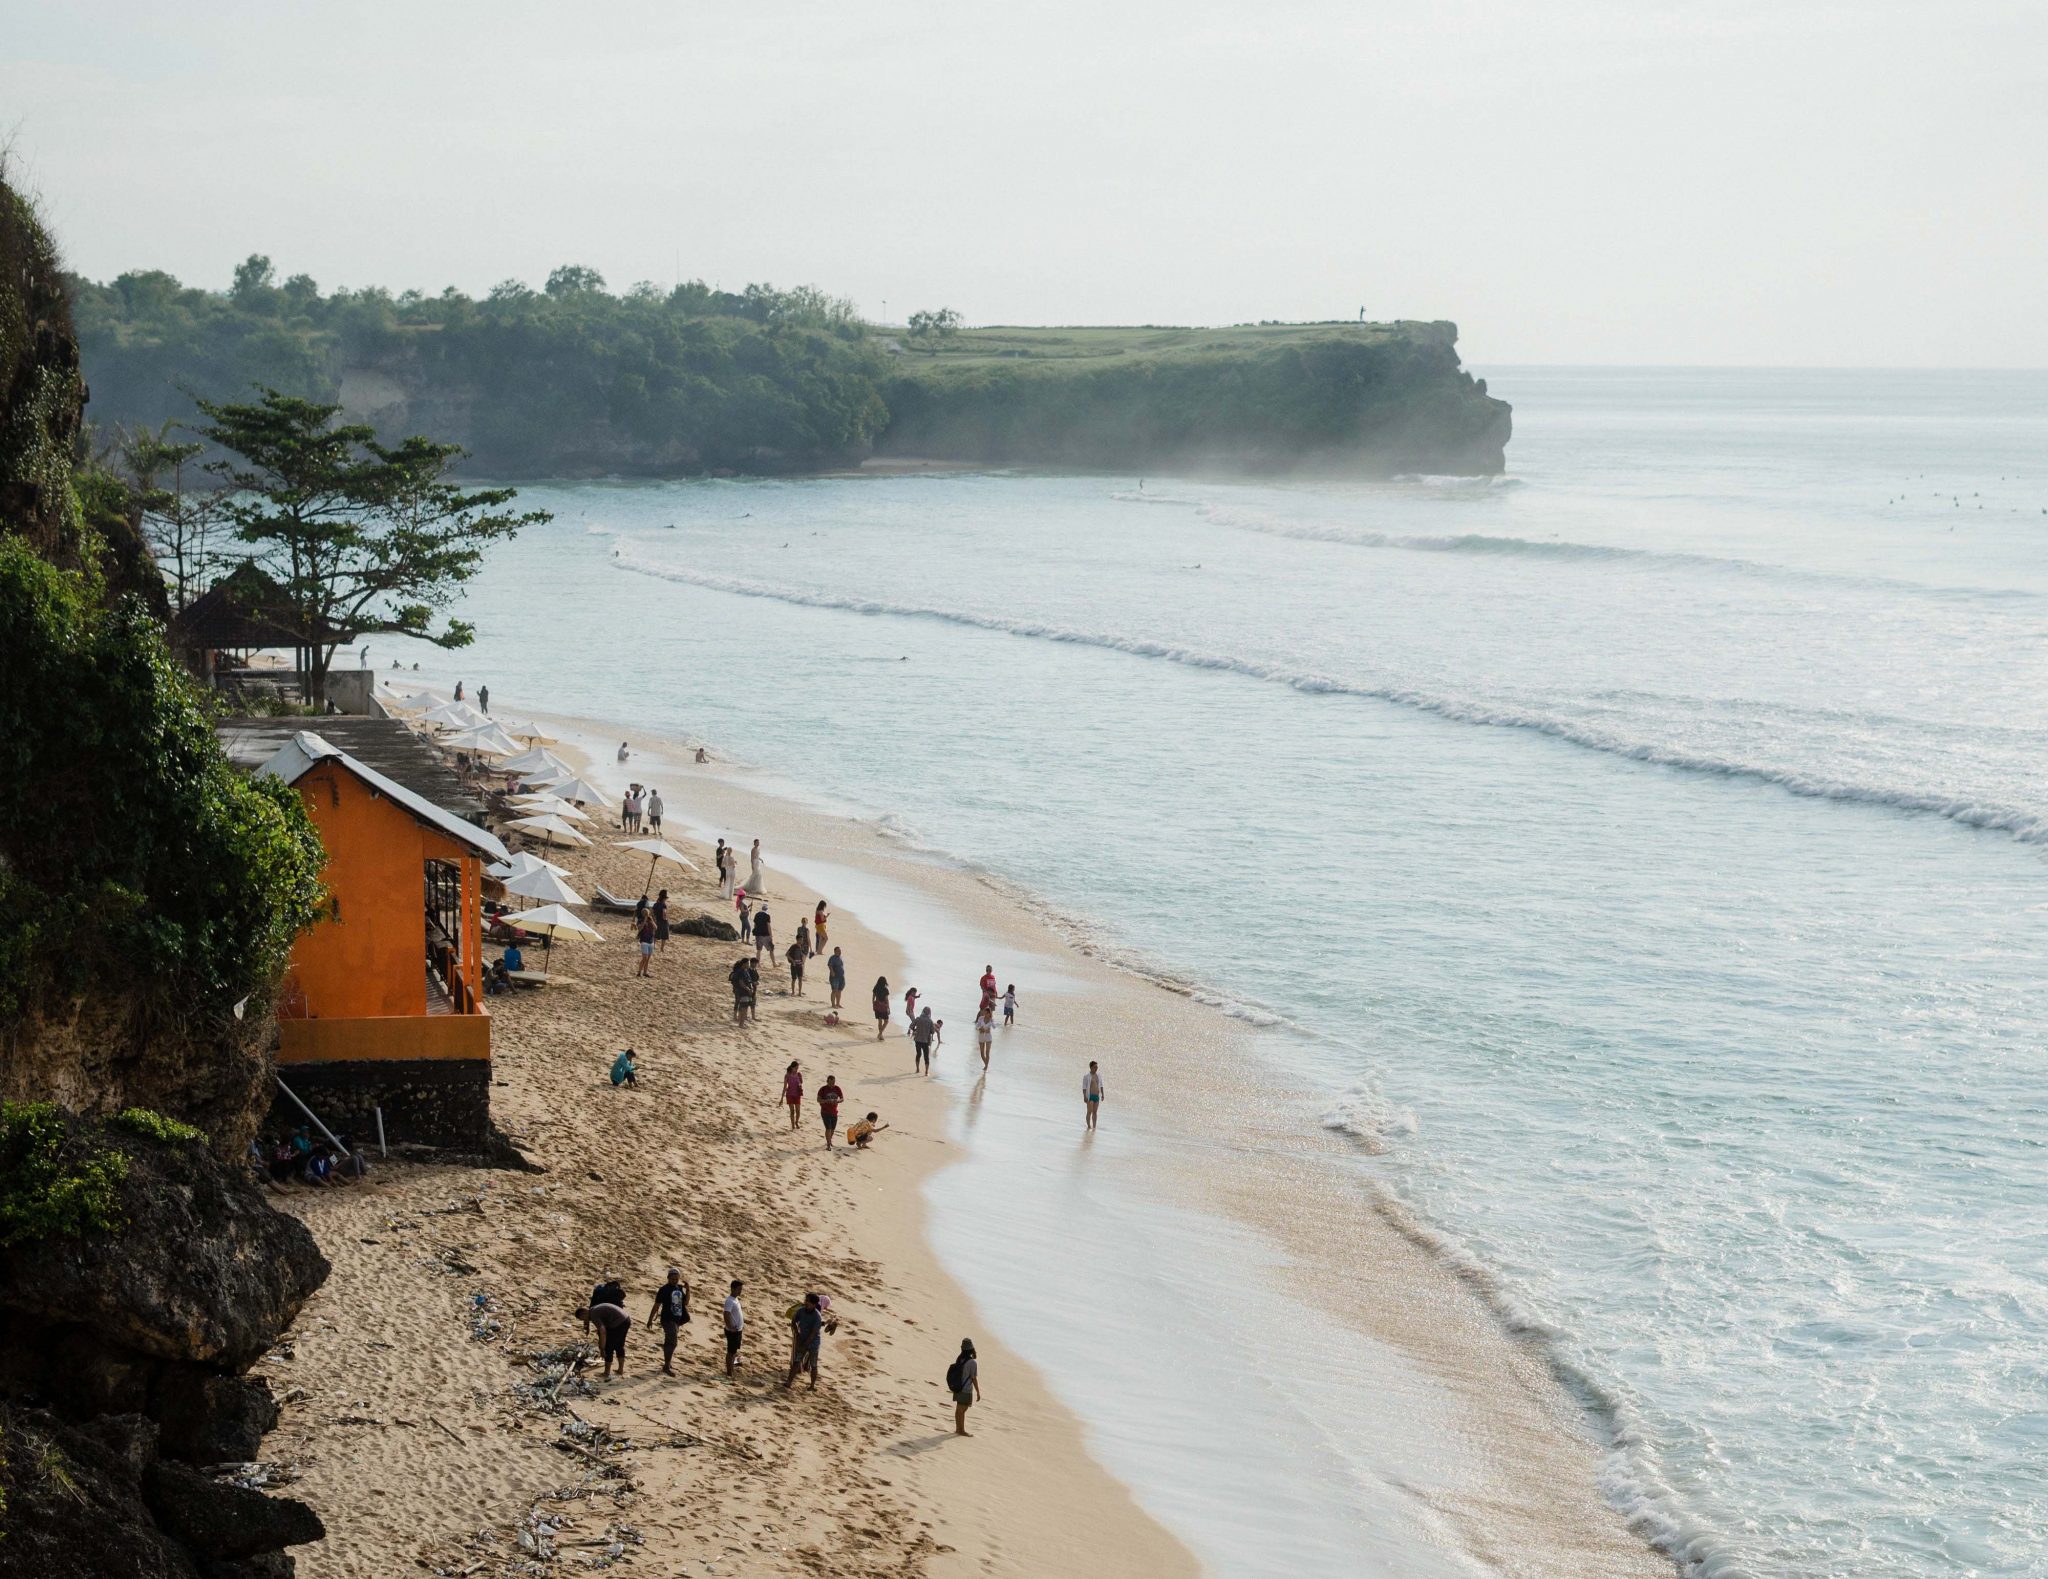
[382,367,2048,1577]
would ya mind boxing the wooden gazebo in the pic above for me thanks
[167,563,354,694]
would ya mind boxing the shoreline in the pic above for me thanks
[524,701,1677,1577]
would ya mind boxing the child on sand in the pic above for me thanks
[1002,984,1018,1026]
[903,987,920,1031]
[847,1112,889,1149]
[1083,1061,1104,1129]
[781,1061,804,1130]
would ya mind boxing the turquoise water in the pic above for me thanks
[386,368,2048,1576]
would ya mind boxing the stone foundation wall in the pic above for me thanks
[269,1057,492,1152]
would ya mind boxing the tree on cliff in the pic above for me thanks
[120,422,221,611]
[197,390,551,703]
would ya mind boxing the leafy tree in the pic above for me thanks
[230,253,276,304]
[119,422,220,610]
[906,307,963,344]
[196,390,550,702]
[545,264,606,297]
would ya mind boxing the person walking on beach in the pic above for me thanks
[753,904,775,965]
[913,1007,936,1075]
[729,957,753,1025]
[576,1299,632,1379]
[813,899,828,956]
[621,788,635,833]
[979,964,998,1009]
[646,788,663,834]
[903,987,920,1033]
[948,1339,981,1436]
[1002,984,1018,1027]
[873,977,892,1039]
[477,683,489,714]
[635,908,656,977]
[974,1003,994,1070]
[817,1073,843,1148]
[827,947,846,1009]
[786,937,807,996]
[1083,1060,1105,1130]
[654,889,671,952]
[783,1292,825,1391]
[454,680,464,701]
[649,1269,691,1376]
[715,839,730,898]
[781,1061,804,1130]
[723,1280,745,1376]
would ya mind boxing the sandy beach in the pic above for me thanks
[254,690,1673,1578]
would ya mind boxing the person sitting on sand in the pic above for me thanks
[610,1048,639,1088]
[872,977,891,1040]
[575,1301,633,1378]
[847,1112,888,1149]
[617,741,631,763]
[485,957,512,996]
[695,746,709,763]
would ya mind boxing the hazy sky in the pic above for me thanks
[4,0,2043,366]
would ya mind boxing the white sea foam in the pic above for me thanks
[613,553,2048,846]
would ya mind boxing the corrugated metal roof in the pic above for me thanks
[257,729,508,862]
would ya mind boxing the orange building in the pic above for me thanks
[258,731,507,1146]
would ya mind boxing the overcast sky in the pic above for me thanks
[4,0,2043,366]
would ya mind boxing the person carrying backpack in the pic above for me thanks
[947,1339,981,1435]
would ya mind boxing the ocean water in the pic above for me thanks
[382,367,2048,1576]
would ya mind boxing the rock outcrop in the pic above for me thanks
[0,1112,328,1576]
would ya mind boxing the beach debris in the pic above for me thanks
[470,1290,504,1341]
[217,1461,301,1490]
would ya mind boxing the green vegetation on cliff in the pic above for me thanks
[0,1103,126,1250]
[0,186,327,1132]
[71,258,1510,477]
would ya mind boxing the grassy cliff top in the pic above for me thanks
[884,319,1461,378]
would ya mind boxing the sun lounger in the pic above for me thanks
[591,885,643,915]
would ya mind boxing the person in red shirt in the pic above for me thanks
[817,1075,844,1148]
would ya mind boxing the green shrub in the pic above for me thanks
[109,1108,205,1146]
[0,1103,126,1249]
[0,540,327,1033]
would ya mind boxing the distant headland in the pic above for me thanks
[71,260,1510,479]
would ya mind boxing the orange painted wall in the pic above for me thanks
[287,764,478,1021]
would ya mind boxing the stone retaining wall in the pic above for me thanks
[270,1057,492,1151]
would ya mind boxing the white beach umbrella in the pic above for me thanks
[423,700,488,730]
[506,813,592,850]
[498,902,604,974]
[445,722,523,756]
[512,793,592,822]
[487,850,571,881]
[534,775,605,807]
[503,747,575,778]
[615,838,698,890]
[495,718,558,744]
[387,689,444,712]
[502,867,586,907]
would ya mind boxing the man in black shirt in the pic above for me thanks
[588,1273,625,1311]
[649,1269,691,1375]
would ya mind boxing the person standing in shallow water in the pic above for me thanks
[1083,1060,1104,1130]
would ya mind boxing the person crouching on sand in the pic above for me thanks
[576,1300,632,1378]
[610,1048,639,1088]
[949,1339,981,1436]
[847,1112,888,1149]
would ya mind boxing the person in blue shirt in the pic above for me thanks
[502,943,525,975]
[610,1048,638,1088]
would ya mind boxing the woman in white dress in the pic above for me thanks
[747,839,767,896]
[716,841,734,899]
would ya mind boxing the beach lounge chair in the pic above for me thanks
[592,885,642,915]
